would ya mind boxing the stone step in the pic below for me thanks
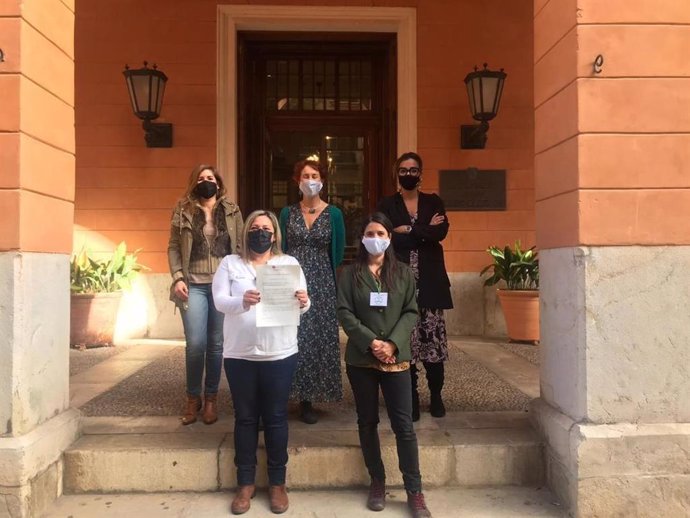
[45,487,566,518]
[63,412,544,493]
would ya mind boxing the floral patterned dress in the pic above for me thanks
[409,214,449,363]
[285,204,343,402]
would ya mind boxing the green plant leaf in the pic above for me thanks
[480,240,539,290]
[69,242,146,294]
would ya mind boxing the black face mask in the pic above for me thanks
[247,229,273,254]
[194,180,218,199]
[398,175,420,191]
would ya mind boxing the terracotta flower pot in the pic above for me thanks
[496,289,540,343]
[70,292,123,347]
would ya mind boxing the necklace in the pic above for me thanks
[301,201,321,214]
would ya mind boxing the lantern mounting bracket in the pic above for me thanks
[460,121,489,149]
[143,119,173,148]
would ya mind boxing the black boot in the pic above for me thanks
[425,361,446,418]
[410,363,420,422]
[299,400,318,424]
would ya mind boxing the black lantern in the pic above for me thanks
[461,64,507,149]
[123,62,173,147]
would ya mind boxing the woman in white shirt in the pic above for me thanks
[212,210,310,515]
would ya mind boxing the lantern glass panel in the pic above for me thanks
[125,79,138,116]
[131,74,154,117]
[480,76,500,118]
[153,77,166,115]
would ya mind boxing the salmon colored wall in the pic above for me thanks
[0,0,75,253]
[74,0,535,273]
[534,0,690,248]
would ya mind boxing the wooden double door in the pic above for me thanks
[237,33,397,252]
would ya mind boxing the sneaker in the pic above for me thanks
[407,491,432,518]
[299,401,318,424]
[366,478,386,511]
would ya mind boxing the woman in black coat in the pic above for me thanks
[376,152,453,421]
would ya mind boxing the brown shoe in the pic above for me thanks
[181,394,202,425]
[230,484,255,515]
[269,484,289,514]
[367,478,386,511]
[202,393,218,425]
[407,491,432,518]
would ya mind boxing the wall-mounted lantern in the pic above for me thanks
[123,62,173,148]
[460,63,507,149]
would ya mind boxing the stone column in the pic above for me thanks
[0,1,79,517]
[533,1,690,516]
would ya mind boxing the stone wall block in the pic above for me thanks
[584,246,690,423]
[576,423,690,479]
[578,475,690,517]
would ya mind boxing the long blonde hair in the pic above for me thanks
[179,164,227,211]
[240,210,283,261]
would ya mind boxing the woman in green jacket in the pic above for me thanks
[337,212,432,518]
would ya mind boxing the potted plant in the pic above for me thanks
[70,242,146,347]
[480,241,539,343]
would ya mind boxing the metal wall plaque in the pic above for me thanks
[439,168,506,211]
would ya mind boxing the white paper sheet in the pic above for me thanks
[255,264,301,327]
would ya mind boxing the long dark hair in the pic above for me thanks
[352,212,401,292]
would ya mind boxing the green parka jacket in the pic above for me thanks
[167,198,243,302]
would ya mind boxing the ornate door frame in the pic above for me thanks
[217,5,418,202]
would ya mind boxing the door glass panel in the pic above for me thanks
[326,136,366,250]
[264,57,372,113]
[267,133,366,253]
[267,132,321,216]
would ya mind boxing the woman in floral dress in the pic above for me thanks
[377,152,453,421]
[279,159,346,424]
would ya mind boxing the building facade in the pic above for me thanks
[1,1,689,516]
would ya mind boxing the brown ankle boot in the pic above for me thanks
[230,484,255,515]
[202,393,218,424]
[269,484,289,514]
[181,394,201,425]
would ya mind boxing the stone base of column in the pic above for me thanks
[531,399,690,517]
[0,408,80,518]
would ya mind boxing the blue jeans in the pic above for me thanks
[180,283,224,396]
[224,354,299,486]
[346,364,422,493]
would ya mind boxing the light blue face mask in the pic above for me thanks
[361,236,391,256]
[299,180,323,197]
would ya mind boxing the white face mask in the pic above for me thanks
[361,236,390,256]
[299,180,323,198]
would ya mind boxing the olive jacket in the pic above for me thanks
[336,263,418,367]
[167,198,243,300]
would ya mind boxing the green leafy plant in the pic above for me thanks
[480,240,539,290]
[70,242,146,294]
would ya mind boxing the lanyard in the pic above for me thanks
[374,277,382,293]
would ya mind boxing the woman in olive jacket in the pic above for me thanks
[167,164,243,426]
[337,212,432,518]
[376,151,453,421]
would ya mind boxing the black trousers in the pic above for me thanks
[346,364,422,493]
[411,361,444,394]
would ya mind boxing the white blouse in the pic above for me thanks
[212,254,310,361]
